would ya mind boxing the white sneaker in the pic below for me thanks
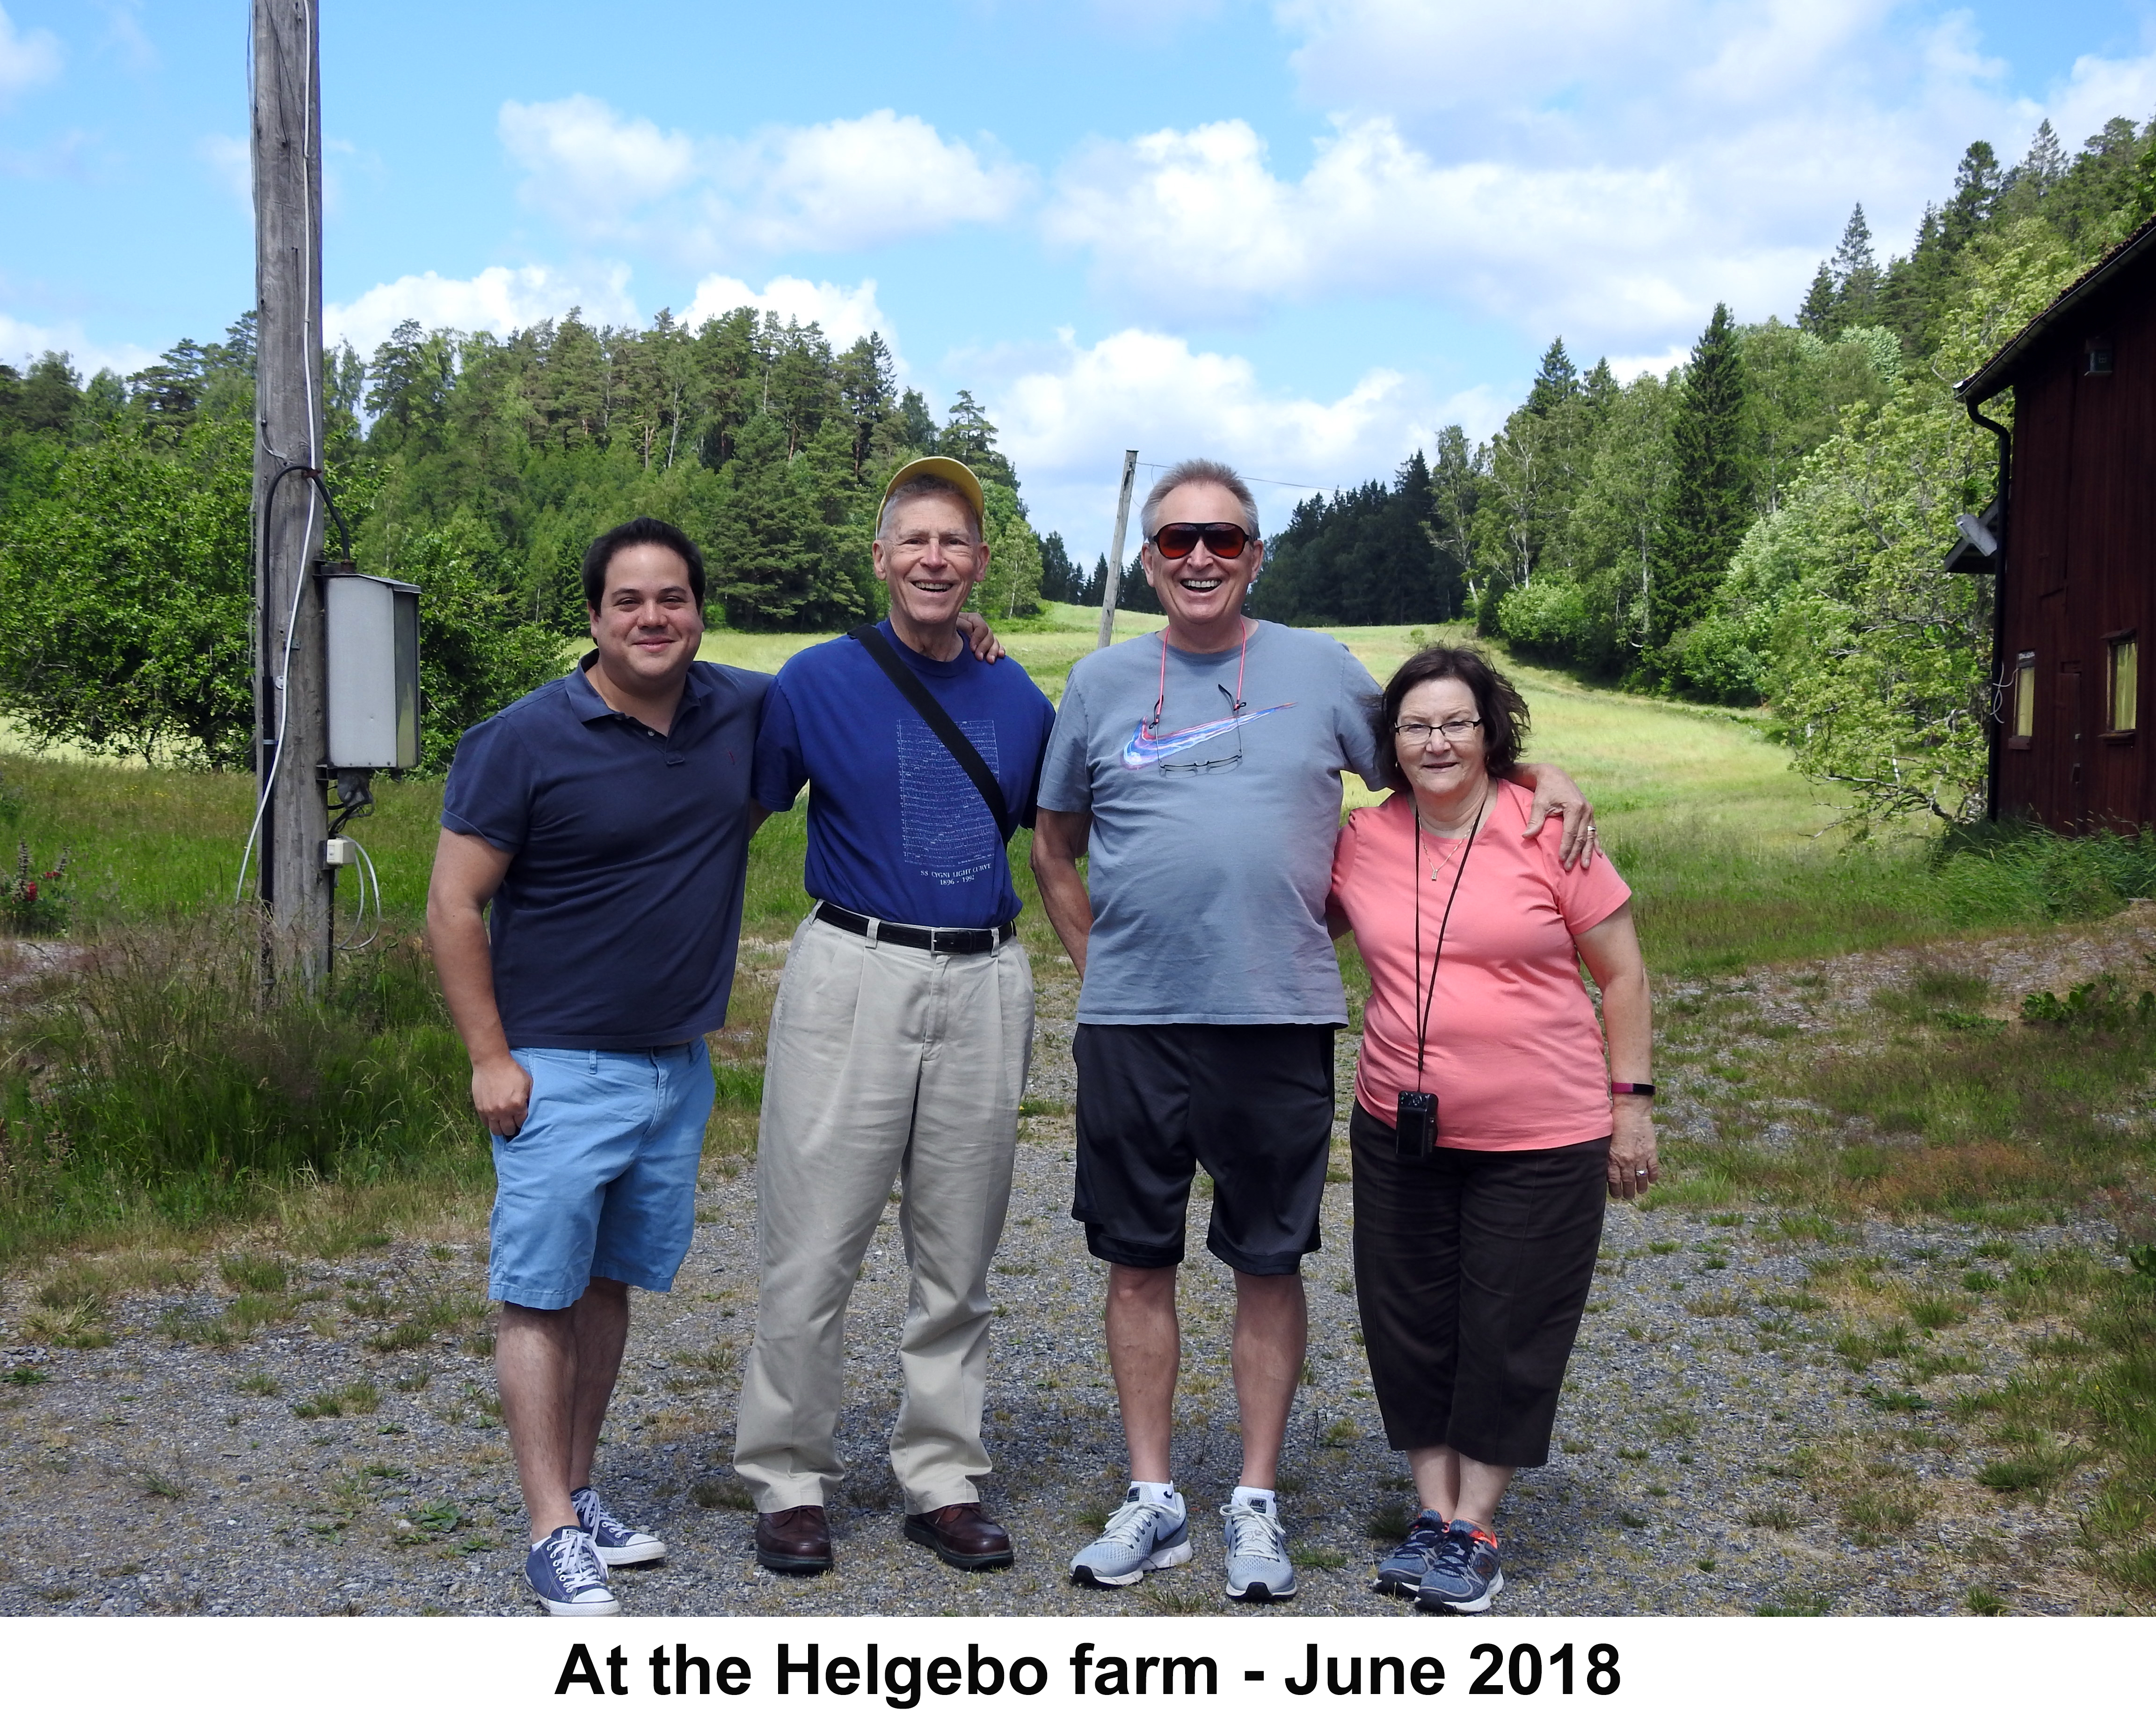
[1222,1497,1297,1602]
[1069,1488,1194,1588]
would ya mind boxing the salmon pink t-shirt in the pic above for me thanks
[1328,782,1633,1150]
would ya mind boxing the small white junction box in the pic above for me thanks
[324,569,421,770]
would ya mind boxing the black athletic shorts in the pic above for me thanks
[1071,1022,1335,1276]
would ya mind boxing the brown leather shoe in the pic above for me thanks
[754,1505,832,1575]
[902,1502,1014,1571]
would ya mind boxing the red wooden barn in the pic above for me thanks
[1958,215,2156,829]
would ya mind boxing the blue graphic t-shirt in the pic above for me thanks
[753,621,1058,928]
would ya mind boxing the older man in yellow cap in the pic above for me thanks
[732,458,1057,1577]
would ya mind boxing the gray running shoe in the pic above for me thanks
[1069,1488,1193,1588]
[526,1524,618,1616]
[1221,1496,1297,1602]
[572,1485,666,1566]
[1414,1520,1504,1614]
[1372,1509,1451,1597]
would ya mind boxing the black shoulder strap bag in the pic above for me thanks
[848,625,1014,842]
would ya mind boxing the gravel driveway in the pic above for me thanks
[0,939,2133,1617]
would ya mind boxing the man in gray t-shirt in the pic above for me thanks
[1032,458,1593,1604]
[1038,620,1382,1026]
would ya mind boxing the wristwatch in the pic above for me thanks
[1610,1081,1656,1097]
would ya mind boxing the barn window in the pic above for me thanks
[2012,654,2036,739]
[2085,337,2115,377]
[2109,636,2137,734]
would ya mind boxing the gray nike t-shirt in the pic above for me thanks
[1037,620,1384,1025]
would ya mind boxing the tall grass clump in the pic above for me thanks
[0,915,480,1258]
[1929,822,2156,926]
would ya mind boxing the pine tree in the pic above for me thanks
[836,334,896,480]
[1830,206,1880,326]
[1797,262,1838,335]
[1525,338,1578,416]
[1650,303,1751,650]
[1581,357,1618,420]
[1038,530,1075,603]
[2021,121,2066,196]
[940,390,1017,489]
[896,388,937,453]
[1942,142,2002,247]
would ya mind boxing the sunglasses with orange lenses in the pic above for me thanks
[1151,521,1251,560]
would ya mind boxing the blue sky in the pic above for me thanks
[4,0,2154,554]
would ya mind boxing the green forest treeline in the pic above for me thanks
[0,116,2151,815]
[1244,117,2156,826]
[0,305,1052,771]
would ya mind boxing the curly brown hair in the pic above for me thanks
[1370,644,1531,790]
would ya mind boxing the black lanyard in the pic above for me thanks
[1411,783,1487,1090]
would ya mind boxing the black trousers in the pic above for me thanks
[1349,1101,1608,1469]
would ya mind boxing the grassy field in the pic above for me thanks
[0,608,2004,975]
[4,614,2156,1266]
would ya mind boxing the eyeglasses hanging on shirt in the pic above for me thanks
[1140,623,1247,776]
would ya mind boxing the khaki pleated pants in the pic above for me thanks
[733,910,1034,1514]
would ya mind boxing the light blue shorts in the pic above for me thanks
[487,1042,715,1310]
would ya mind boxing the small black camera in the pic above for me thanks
[1396,1090,1437,1160]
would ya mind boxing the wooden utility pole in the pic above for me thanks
[250,0,330,981]
[1096,448,1139,650]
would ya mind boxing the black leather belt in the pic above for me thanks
[815,902,1015,954]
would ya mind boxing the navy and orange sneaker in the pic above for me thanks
[1414,1520,1503,1613]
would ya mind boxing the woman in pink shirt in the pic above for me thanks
[1326,644,1656,1613]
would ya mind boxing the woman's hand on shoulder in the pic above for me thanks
[1606,1099,1658,1202]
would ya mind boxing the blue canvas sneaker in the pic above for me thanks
[1069,1488,1194,1588]
[1372,1509,1452,1597]
[1414,1520,1504,1614]
[526,1523,618,1616]
[572,1485,666,1566]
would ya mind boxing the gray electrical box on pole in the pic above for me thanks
[325,570,422,770]
[251,0,330,982]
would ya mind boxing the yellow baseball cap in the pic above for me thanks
[878,456,986,531]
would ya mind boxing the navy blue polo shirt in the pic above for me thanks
[753,621,1056,929]
[442,656,770,1049]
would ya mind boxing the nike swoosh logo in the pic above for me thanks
[1120,702,1297,769]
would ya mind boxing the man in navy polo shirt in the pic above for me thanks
[733,458,1056,1577]
[430,517,767,1616]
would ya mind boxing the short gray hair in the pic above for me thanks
[876,475,983,543]
[1140,458,1260,541]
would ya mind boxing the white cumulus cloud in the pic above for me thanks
[0,4,62,105]
[0,309,155,378]
[680,274,895,354]
[1044,4,2156,355]
[499,95,698,234]
[971,325,1495,554]
[498,97,1029,262]
[323,265,638,357]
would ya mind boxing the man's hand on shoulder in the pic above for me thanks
[957,612,1006,662]
[472,1053,533,1139]
[1513,762,1598,869]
